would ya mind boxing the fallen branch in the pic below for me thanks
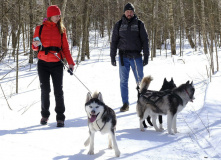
[27,75,38,88]
[0,84,12,110]
[21,100,40,115]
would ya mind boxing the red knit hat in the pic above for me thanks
[47,5,61,17]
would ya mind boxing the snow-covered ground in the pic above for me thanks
[0,34,221,160]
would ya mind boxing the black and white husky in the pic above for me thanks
[136,76,195,135]
[142,78,177,129]
[84,92,120,157]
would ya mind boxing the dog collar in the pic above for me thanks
[185,89,193,102]
[95,110,106,131]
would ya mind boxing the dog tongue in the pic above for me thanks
[90,115,97,122]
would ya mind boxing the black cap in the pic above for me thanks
[124,3,135,12]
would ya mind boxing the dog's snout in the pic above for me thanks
[91,110,95,114]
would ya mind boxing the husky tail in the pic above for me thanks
[140,76,153,93]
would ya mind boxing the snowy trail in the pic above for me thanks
[0,41,221,159]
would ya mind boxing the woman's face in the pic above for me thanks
[51,15,60,23]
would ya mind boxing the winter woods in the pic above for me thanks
[0,0,220,73]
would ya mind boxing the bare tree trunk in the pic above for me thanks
[208,3,215,74]
[168,0,176,55]
[215,34,219,71]
[180,0,195,49]
[10,4,18,58]
[193,0,197,51]
[61,0,67,20]
[107,0,111,41]
[218,0,221,49]
[201,0,208,54]
[29,0,34,64]
[22,23,26,53]
[100,0,105,38]
[81,0,90,61]
[72,15,77,46]
[179,25,182,56]
[0,0,9,62]
[151,0,154,60]
[199,28,201,47]
[12,25,18,57]
[16,0,21,94]
[152,0,158,58]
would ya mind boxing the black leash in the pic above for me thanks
[133,58,142,98]
[52,52,92,94]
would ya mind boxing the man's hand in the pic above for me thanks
[143,56,148,66]
[111,56,116,66]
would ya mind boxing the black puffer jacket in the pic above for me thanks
[110,14,149,60]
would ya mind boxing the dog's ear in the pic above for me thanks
[86,92,92,102]
[171,78,174,83]
[186,80,190,85]
[164,78,168,83]
[97,92,104,102]
[190,81,193,86]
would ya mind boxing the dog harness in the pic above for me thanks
[138,89,183,113]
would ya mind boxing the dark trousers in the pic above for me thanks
[38,60,65,121]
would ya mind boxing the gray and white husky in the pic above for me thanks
[136,76,195,135]
[84,92,120,157]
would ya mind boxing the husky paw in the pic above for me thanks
[174,129,178,133]
[159,128,164,132]
[115,150,121,157]
[156,129,163,132]
[159,125,164,130]
[108,145,113,149]
[159,127,164,130]
[140,128,145,132]
[88,150,94,155]
[84,140,89,147]
[168,132,175,135]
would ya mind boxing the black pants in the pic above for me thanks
[38,60,65,121]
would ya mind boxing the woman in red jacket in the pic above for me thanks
[32,5,75,127]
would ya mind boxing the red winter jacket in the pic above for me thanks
[32,21,75,65]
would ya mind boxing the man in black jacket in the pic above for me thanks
[110,3,149,112]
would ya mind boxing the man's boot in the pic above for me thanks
[120,103,129,112]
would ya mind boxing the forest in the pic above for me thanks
[0,0,220,74]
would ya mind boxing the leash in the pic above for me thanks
[133,58,141,85]
[52,52,92,94]
[133,58,142,98]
